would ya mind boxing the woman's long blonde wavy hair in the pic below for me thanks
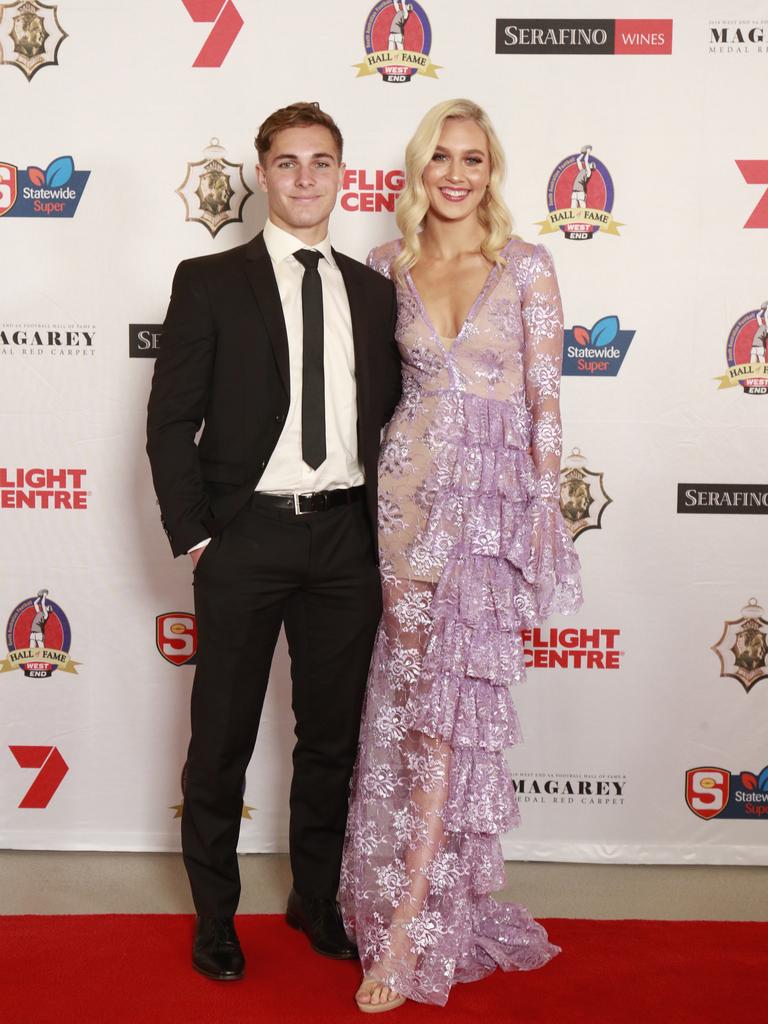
[391,98,514,282]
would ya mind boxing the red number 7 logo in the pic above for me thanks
[736,160,768,229]
[180,1,244,67]
[9,746,69,808]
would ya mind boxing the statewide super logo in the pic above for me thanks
[0,156,89,218]
[355,0,441,83]
[0,1,67,80]
[563,315,635,376]
[715,302,768,396]
[539,146,622,241]
[157,612,198,667]
[686,766,768,821]
[2,590,79,678]
[559,448,612,541]
[176,138,252,238]
[711,598,768,694]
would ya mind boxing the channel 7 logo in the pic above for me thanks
[180,1,243,66]
[9,746,69,808]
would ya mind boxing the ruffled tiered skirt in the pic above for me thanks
[340,389,582,1006]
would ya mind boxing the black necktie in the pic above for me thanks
[293,248,326,470]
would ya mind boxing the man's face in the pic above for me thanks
[256,125,343,239]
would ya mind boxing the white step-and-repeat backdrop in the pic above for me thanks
[2,0,767,864]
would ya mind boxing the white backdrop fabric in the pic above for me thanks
[2,0,768,865]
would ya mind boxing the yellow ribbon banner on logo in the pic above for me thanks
[353,50,442,78]
[537,208,624,235]
[714,362,768,389]
[0,647,81,674]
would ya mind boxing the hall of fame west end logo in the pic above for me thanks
[559,448,613,541]
[2,589,80,678]
[539,145,623,241]
[355,0,441,83]
[176,138,253,238]
[711,598,768,694]
[715,302,768,396]
[0,1,66,80]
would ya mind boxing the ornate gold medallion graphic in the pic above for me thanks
[176,138,252,238]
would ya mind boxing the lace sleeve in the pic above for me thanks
[522,245,564,503]
[515,245,582,618]
[366,240,400,280]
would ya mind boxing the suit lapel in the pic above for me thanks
[244,232,290,396]
[334,249,370,417]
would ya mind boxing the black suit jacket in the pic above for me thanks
[146,232,401,557]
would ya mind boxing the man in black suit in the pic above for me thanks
[146,102,400,981]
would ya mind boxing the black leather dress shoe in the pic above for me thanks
[285,888,358,960]
[192,916,245,980]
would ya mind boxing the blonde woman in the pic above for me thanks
[340,99,582,1011]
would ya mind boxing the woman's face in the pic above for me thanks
[422,118,492,223]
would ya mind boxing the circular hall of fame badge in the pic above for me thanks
[714,304,768,396]
[539,145,623,241]
[355,0,441,83]
[2,589,79,678]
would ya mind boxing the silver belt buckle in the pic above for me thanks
[293,492,312,515]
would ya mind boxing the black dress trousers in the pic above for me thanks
[181,495,382,918]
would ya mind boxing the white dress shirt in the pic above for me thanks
[257,219,364,493]
[189,220,363,554]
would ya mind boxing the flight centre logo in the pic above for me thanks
[355,1,441,83]
[563,316,635,377]
[522,627,623,670]
[711,598,768,695]
[715,302,768,395]
[156,612,198,667]
[0,1,67,80]
[341,168,404,213]
[539,146,622,241]
[686,765,768,821]
[2,590,80,678]
[176,138,252,238]
[0,467,88,509]
[0,156,90,218]
[559,448,612,541]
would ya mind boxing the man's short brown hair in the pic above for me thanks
[255,102,344,164]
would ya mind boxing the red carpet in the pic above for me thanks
[1,916,764,1024]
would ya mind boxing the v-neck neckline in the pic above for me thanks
[404,238,511,357]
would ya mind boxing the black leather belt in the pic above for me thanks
[250,485,365,515]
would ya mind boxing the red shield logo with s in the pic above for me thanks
[156,612,198,666]
[0,163,18,216]
[685,767,730,820]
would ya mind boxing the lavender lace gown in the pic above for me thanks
[339,238,583,1006]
